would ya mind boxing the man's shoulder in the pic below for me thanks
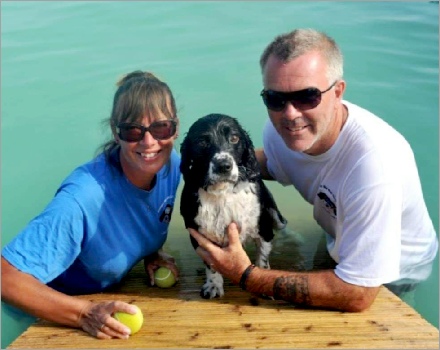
[344,100,408,149]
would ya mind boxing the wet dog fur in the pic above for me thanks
[180,113,286,299]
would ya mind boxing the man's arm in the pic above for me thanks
[255,148,274,180]
[189,224,380,312]
[243,266,379,312]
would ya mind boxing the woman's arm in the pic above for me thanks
[1,257,135,339]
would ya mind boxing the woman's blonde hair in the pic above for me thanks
[98,70,178,160]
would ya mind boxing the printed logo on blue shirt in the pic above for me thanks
[160,204,173,223]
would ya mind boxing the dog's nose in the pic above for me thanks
[213,158,233,174]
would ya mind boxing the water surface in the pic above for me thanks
[2,1,438,347]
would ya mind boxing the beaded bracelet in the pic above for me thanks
[239,264,256,291]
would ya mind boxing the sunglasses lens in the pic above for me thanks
[118,121,176,142]
[261,88,322,111]
[149,120,176,140]
[293,88,321,110]
[119,125,144,142]
[262,91,285,111]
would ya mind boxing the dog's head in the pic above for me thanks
[180,113,260,190]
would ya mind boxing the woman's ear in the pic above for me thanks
[113,131,120,143]
[111,124,120,143]
[174,118,180,139]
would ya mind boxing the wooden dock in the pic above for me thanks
[7,220,439,349]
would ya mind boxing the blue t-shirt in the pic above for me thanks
[2,148,181,295]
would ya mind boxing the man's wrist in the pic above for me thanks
[239,264,256,290]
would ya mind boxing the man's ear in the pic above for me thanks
[335,79,346,101]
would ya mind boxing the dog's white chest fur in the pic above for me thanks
[195,181,260,247]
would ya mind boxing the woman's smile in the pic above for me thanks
[137,151,160,160]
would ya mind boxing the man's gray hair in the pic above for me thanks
[260,28,343,83]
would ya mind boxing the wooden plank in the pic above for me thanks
[8,284,439,349]
[7,226,439,349]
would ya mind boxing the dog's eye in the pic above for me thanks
[229,135,239,144]
[197,139,210,148]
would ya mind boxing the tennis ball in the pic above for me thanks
[113,305,143,334]
[154,267,176,288]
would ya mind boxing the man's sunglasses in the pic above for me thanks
[116,120,177,142]
[260,81,337,111]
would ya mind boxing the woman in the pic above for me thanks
[1,71,181,339]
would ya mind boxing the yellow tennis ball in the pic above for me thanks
[113,305,143,334]
[154,267,176,288]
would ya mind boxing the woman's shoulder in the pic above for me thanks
[160,148,181,175]
[58,154,120,199]
[154,149,181,192]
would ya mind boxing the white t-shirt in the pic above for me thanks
[263,100,438,287]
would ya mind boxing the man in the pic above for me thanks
[190,28,438,311]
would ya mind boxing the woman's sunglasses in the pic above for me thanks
[116,120,177,142]
[260,81,337,111]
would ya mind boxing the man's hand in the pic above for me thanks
[189,223,252,284]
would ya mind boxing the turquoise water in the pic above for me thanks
[1,1,438,347]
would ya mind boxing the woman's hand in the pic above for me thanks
[189,222,252,284]
[144,250,179,286]
[78,301,138,339]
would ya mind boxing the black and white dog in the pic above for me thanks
[180,113,287,299]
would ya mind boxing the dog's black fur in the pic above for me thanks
[180,113,287,299]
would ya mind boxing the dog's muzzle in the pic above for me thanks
[213,157,232,174]
[208,152,238,183]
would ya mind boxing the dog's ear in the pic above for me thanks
[241,129,260,180]
[259,182,288,230]
[179,134,193,180]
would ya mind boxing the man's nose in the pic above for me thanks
[283,101,303,118]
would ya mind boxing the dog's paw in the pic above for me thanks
[201,269,225,299]
[200,280,225,299]
[200,281,225,299]
[256,260,270,270]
